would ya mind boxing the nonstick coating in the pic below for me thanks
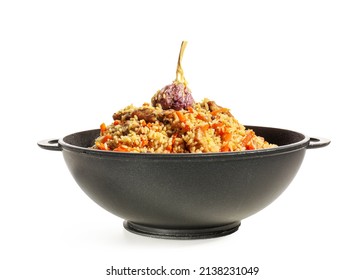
[55,126,311,238]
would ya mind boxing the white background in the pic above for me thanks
[1,0,363,279]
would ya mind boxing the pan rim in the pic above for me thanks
[58,125,310,159]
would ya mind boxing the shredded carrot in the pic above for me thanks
[140,119,147,127]
[176,111,186,122]
[113,120,120,125]
[187,106,194,113]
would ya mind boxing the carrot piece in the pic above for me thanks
[246,144,255,150]
[100,123,107,133]
[220,144,230,152]
[176,111,186,122]
[222,132,232,142]
[101,135,112,143]
[140,119,147,127]
[187,106,194,113]
[199,124,210,132]
[183,124,191,131]
[242,131,255,147]
[113,145,130,152]
[141,139,149,147]
[211,108,230,116]
[212,122,226,137]
[172,133,178,144]
[96,142,107,150]
[166,133,178,152]
[196,114,207,121]
[212,122,224,129]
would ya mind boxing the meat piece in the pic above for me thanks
[131,108,157,123]
[207,101,220,112]
[112,112,122,120]
[207,101,233,117]
[118,120,141,136]
[189,127,219,153]
[113,111,132,121]
[157,109,175,123]
[112,107,174,125]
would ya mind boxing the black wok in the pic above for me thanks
[38,126,330,239]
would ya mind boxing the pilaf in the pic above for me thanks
[91,99,277,153]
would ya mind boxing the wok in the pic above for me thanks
[38,126,330,239]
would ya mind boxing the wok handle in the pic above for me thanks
[307,137,331,149]
[37,139,62,151]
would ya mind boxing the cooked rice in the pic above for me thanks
[91,98,277,153]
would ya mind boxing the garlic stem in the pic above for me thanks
[175,41,188,86]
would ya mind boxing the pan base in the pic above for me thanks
[123,221,241,240]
